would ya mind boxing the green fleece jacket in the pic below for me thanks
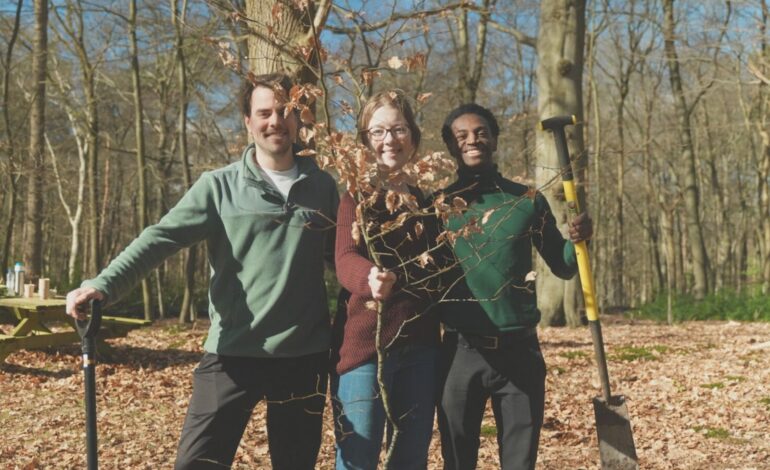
[83,144,339,357]
[440,166,577,334]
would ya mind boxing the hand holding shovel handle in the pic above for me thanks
[540,115,639,469]
[75,299,102,470]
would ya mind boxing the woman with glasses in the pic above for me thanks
[331,90,443,469]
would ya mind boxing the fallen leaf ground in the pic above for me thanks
[1,318,768,469]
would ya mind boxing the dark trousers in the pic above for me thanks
[174,351,328,470]
[437,332,546,470]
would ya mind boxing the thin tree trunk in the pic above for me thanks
[173,0,196,323]
[23,0,48,279]
[454,0,493,103]
[662,0,710,299]
[129,0,152,320]
[1,0,23,273]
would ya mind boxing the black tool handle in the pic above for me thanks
[77,299,101,470]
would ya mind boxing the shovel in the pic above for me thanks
[75,299,102,470]
[540,115,639,469]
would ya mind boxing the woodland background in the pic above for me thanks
[2,0,770,325]
[2,1,770,469]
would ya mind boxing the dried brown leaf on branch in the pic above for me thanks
[414,221,424,238]
[416,92,433,104]
[452,197,467,210]
[361,69,380,86]
[385,190,400,214]
[405,53,427,71]
[299,127,314,144]
[416,251,434,268]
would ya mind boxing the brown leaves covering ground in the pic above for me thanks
[1,319,769,469]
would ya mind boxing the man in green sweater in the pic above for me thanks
[65,73,338,469]
[436,104,592,470]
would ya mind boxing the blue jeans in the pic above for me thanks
[331,345,438,470]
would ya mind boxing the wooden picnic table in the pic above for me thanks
[0,296,150,361]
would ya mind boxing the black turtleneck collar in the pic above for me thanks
[456,163,499,186]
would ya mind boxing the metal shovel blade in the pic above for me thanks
[593,395,638,470]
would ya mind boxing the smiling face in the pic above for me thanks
[243,86,298,162]
[366,105,416,172]
[448,113,497,170]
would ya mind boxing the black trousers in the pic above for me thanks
[174,351,328,470]
[437,332,546,470]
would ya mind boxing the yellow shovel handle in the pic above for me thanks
[561,179,599,322]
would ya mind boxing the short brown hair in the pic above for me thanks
[358,89,421,150]
[240,73,294,117]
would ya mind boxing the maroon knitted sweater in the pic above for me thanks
[332,188,441,375]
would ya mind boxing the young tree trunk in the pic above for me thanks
[129,0,153,320]
[453,0,494,103]
[662,0,710,299]
[23,0,48,279]
[535,0,586,327]
[1,0,23,273]
[173,0,197,323]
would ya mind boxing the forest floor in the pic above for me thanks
[1,317,768,469]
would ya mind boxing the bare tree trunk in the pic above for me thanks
[758,1,770,294]
[129,0,153,320]
[173,0,197,323]
[453,0,494,103]
[536,0,586,327]
[244,0,331,80]
[23,0,48,279]
[1,0,23,273]
[698,108,730,291]
[662,0,710,299]
[642,82,665,295]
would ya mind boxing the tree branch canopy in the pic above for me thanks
[488,20,536,49]
[326,1,483,34]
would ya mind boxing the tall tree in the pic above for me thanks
[23,0,49,278]
[52,0,102,283]
[130,0,153,320]
[662,0,710,299]
[173,0,197,323]
[535,0,586,326]
[756,0,770,293]
[1,0,24,273]
[452,0,494,103]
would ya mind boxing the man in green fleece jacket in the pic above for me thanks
[436,104,592,470]
[65,74,339,469]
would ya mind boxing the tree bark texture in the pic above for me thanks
[130,0,153,320]
[244,0,330,82]
[662,0,710,299]
[1,0,23,273]
[173,0,197,323]
[535,0,586,327]
[23,0,48,278]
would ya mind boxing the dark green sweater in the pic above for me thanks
[83,144,339,357]
[440,166,577,334]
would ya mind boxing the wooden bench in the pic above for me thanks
[0,297,150,362]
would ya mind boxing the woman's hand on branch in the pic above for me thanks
[368,266,397,301]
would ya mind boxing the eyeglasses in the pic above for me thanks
[367,125,410,141]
